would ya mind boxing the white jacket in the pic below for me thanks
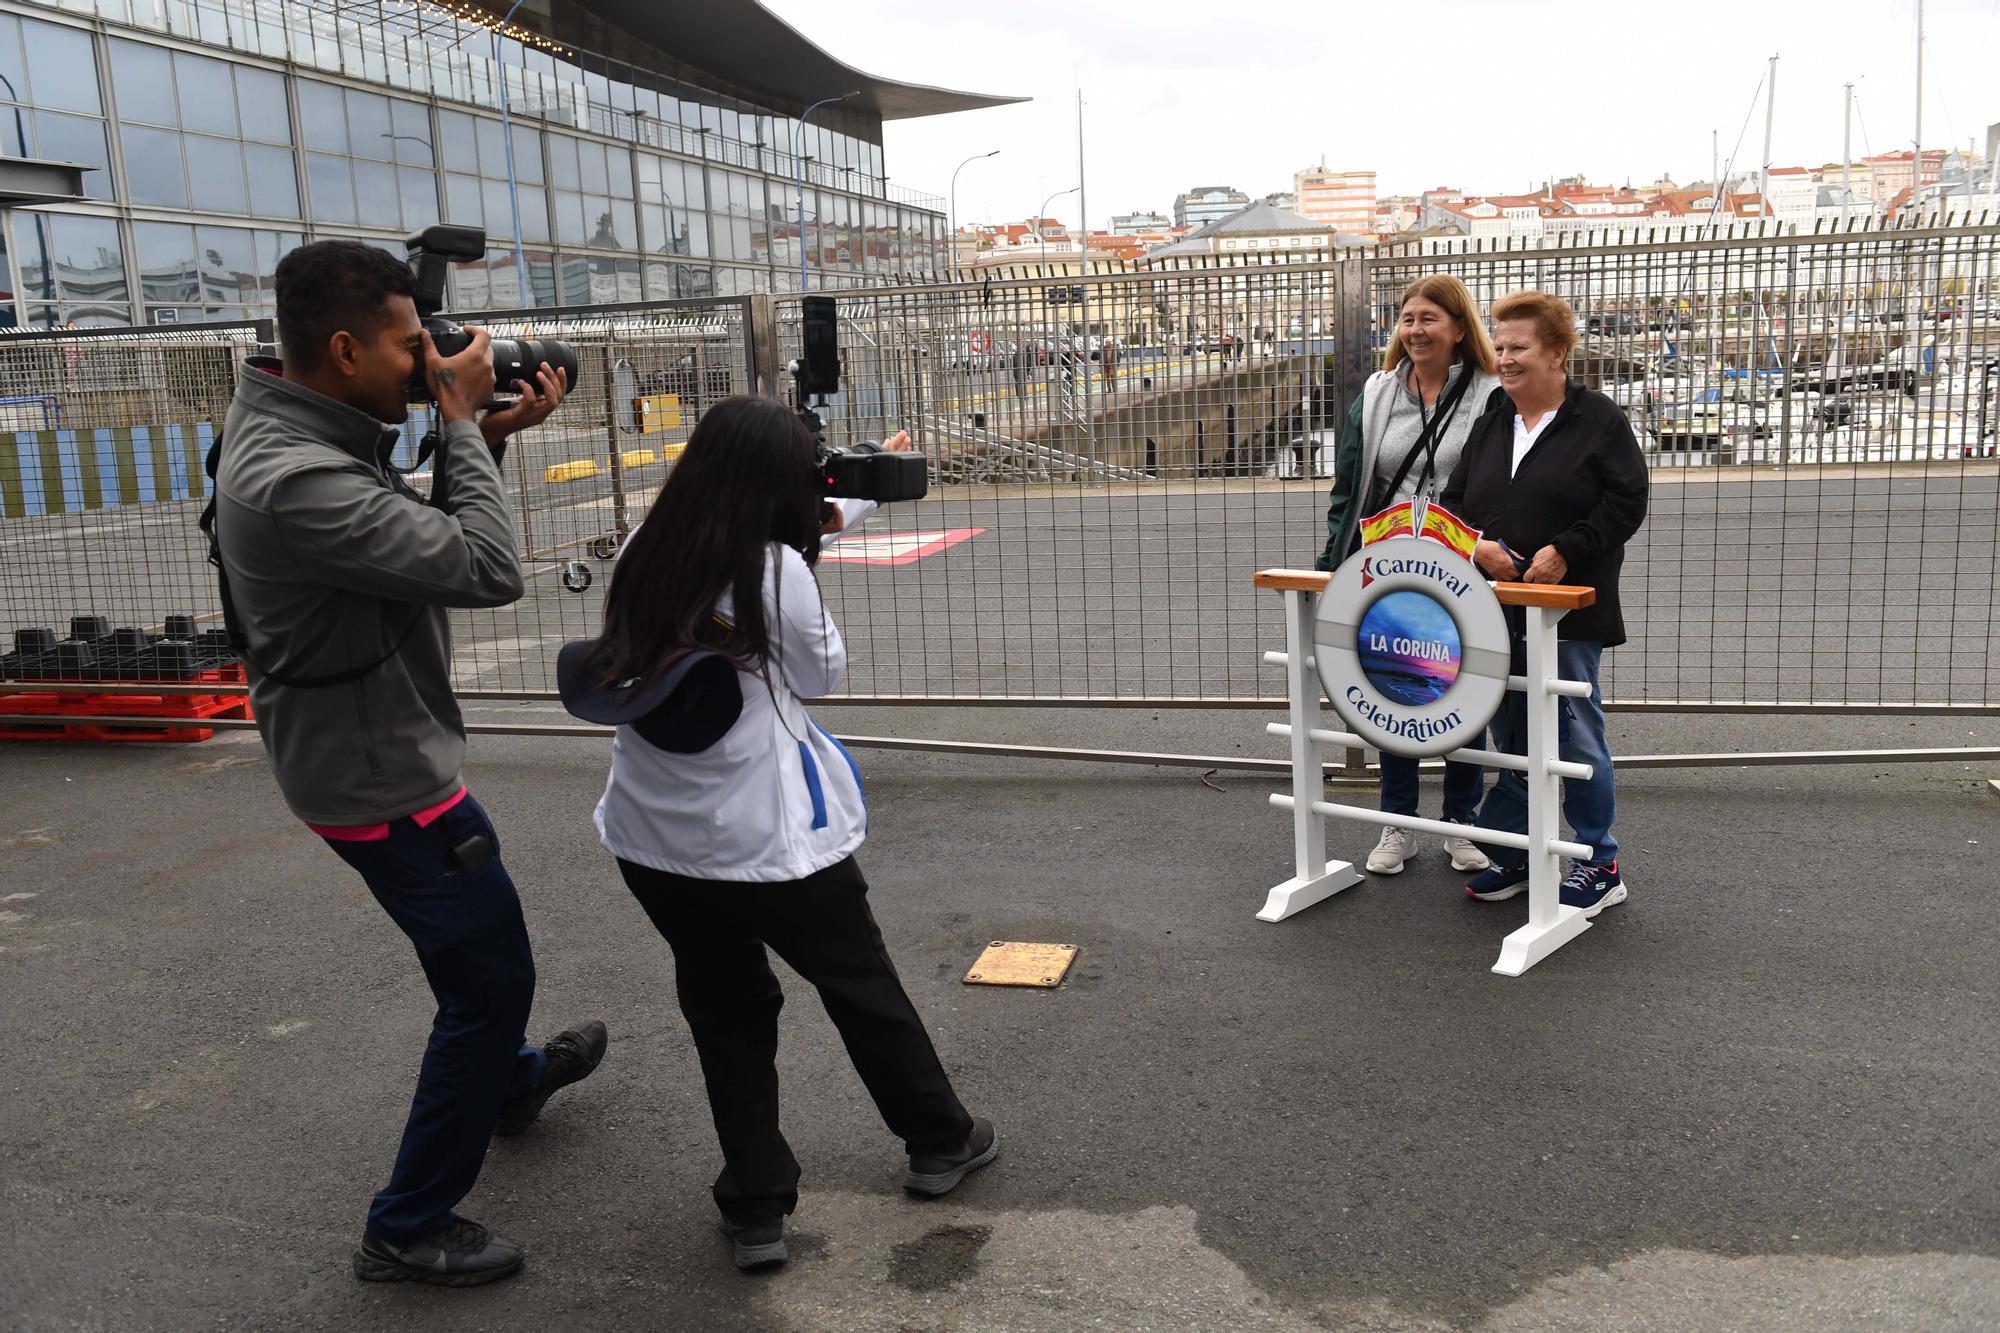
[592,501,874,882]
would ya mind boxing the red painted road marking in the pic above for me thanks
[819,527,984,566]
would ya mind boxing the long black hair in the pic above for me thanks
[597,395,823,682]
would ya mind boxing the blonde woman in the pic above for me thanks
[1314,275,1501,876]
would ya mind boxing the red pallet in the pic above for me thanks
[0,689,252,744]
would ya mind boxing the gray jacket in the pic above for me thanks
[216,361,525,825]
[1356,362,1501,518]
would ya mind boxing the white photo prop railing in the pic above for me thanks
[1253,526,1603,975]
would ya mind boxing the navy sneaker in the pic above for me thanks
[718,1216,787,1271]
[1464,862,1530,901]
[496,1019,607,1136]
[1559,861,1626,917]
[353,1217,524,1287]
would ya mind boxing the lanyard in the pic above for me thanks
[1405,364,1465,499]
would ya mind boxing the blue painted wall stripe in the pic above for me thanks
[163,424,188,500]
[94,429,120,509]
[54,431,85,514]
[131,425,157,504]
[17,434,47,516]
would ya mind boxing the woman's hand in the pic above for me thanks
[1472,539,1519,581]
[1523,544,1569,583]
[880,430,912,453]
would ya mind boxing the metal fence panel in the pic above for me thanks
[3,226,1996,714]
[438,297,754,692]
[0,324,261,676]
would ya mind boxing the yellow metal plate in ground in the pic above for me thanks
[544,459,600,484]
[964,941,1078,988]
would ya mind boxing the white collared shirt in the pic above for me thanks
[1511,410,1558,478]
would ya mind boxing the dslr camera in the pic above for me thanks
[404,224,579,402]
[795,295,928,504]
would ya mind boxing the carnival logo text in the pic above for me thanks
[1360,555,1470,598]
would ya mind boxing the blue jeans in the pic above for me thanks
[323,794,546,1242]
[1475,639,1619,870]
[1378,753,1484,824]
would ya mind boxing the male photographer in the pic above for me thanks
[214,240,604,1288]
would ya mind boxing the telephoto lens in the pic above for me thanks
[489,335,579,396]
[417,318,580,401]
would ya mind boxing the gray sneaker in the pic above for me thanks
[1443,828,1491,872]
[904,1118,999,1197]
[353,1217,524,1287]
[718,1216,788,1271]
[1365,825,1418,874]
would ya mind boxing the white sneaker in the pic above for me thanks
[1365,825,1418,875]
[1443,828,1491,872]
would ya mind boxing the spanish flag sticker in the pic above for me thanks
[1416,502,1481,560]
[1359,501,1416,547]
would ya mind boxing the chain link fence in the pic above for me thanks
[4,224,1997,723]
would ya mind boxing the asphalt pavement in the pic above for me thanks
[3,709,1997,1330]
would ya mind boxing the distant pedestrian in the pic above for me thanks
[1099,339,1118,389]
[1011,341,1030,396]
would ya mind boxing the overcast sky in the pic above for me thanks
[762,0,1997,230]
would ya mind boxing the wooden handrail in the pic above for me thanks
[1252,569,1330,592]
[1492,582,1596,610]
[1251,568,1595,610]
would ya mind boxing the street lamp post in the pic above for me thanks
[795,91,860,291]
[1037,185,1080,267]
[949,150,999,286]
[490,0,530,305]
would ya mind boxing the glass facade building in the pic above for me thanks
[0,0,970,328]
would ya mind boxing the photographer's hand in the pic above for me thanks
[480,362,570,449]
[422,326,496,425]
[880,429,912,453]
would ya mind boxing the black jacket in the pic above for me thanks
[1441,381,1648,646]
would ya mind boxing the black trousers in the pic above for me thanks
[618,854,973,1224]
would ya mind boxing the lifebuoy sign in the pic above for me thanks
[1313,501,1509,757]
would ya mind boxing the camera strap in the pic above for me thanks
[200,430,421,690]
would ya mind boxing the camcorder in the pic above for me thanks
[795,295,928,504]
[404,224,579,404]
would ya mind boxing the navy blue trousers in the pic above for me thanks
[324,794,546,1242]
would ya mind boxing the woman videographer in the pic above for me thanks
[587,396,994,1272]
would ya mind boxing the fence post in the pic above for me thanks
[744,294,781,399]
[600,341,628,542]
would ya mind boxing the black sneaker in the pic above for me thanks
[352,1217,524,1287]
[717,1216,787,1271]
[1464,862,1530,902]
[903,1117,999,1197]
[1559,861,1626,917]
[495,1019,608,1137]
